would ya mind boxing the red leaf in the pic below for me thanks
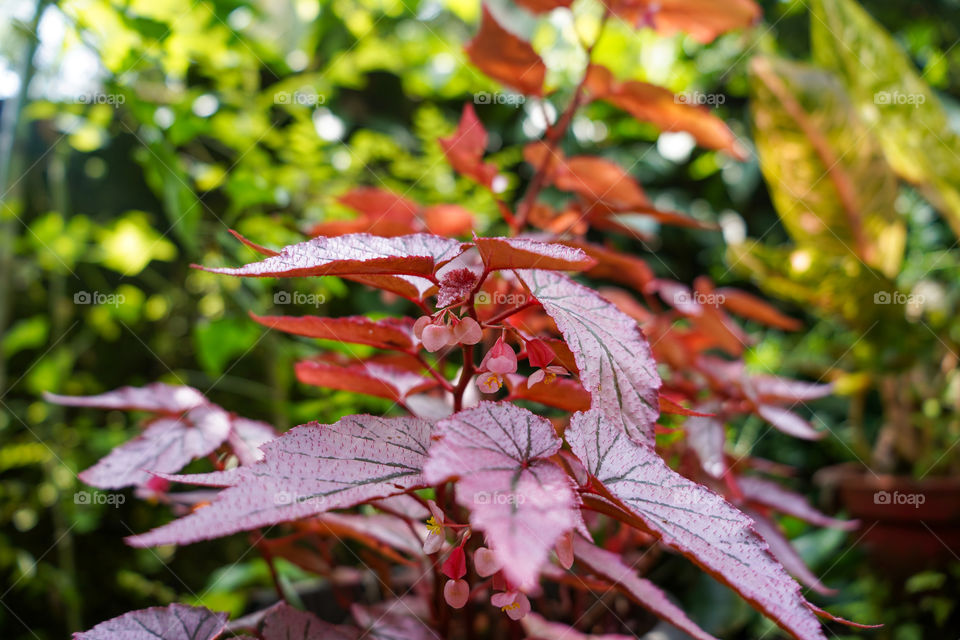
[73,604,227,640]
[659,395,714,417]
[295,360,438,402]
[518,270,661,443]
[229,229,280,256]
[737,476,858,530]
[756,404,824,440]
[474,237,596,272]
[439,104,500,189]
[749,375,833,404]
[716,287,802,331]
[45,383,206,415]
[611,0,761,44]
[339,187,421,222]
[567,410,827,640]
[423,402,580,590]
[260,603,357,640]
[465,7,546,96]
[422,204,476,237]
[201,233,464,279]
[504,374,591,412]
[564,241,655,292]
[585,65,746,159]
[746,510,837,596]
[572,536,719,640]
[127,415,432,547]
[346,274,438,301]
[522,612,633,639]
[251,313,415,351]
[78,406,231,489]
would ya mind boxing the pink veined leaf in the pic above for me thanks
[251,313,416,351]
[521,612,633,639]
[45,383,206,415]
[73,603,227,640]
[78,406,232,489]
[566,409,827,640]
[473,237,596,272]
[228,417,277,466]
[684,403,726,478]
[571,536,719,640]
[745,509,837,596]
[351,602,440,640]
[423,401,580,591]
[295,360,438,402]
[748,375,834,404]
[259,602,358,640]
[127,415,432,547]
[756,404,824,440]
[198,233,464,279]
[737,476,858,530]
[317,512,428,557]
[517,270,661,443]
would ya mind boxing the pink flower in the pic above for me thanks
[525,339,555,369]
[473,547,500,577]
[452,317,483,345]
[555,531,574,570]
[413,315,432,339]
[491,590,531,620]
[442,546,467,580]
[527,365,568,389]
[444,579,470,609]
[422,324,453,352]
[476,372,503,394]
[423,500,445,554]
[480,336,517,375]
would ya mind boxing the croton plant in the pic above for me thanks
[51,1,878,639]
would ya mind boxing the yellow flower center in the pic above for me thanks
[426,516,442,535]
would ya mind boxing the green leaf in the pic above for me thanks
[810,0,960,239]
[749,56,904,277]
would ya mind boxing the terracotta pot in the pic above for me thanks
[816,464,960,570]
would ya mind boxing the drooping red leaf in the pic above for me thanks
[715,287,802,331]
[227,417,277,466]
[585,65,746,159]
[748,375,833,404]
[474,237,596,272]
[514,0,572,13]
[566,410,827,640]
[73,604,227,640]
[422,204,476,237]
[530,146,650,214]
[737,476,858,530]
[346,274,438,301]
[295,360,438,402]
[659,395,714,417]
[564,241,655,292]
[517,270,660,443]
[45,383,206,415]
[423,402,579,590]
[684,407,727,478]
[504,374,591,412]
[521,612,632,639]
[746,510,837,596]
[251,313,415,351]
[439,104,500,189]
[610,0,761,44]
[339,187,421,222]
[77,405,231,489]
[199,233,463,279]
[309,217,418,238]
[315,512,427,558]
[127,415,432,547]
[465,7,546,96]
[572,536,719,640]
[756,404,824,440]
[229,229,280,256]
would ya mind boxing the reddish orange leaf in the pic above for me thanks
[422,204,475,236]
[504,374,591,412]
[465,7,546,96]
[474,237,596,272]
[439,103,500,189]
[339,187,420,222]
[250,313,415,351]
[566,241,654,292]
[514,0,572,13]
[585,65,746,159]
[611,0,761,44]
[715,287,802,331]
[295,360,437,402]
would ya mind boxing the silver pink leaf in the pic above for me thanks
[73,604,227,640]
